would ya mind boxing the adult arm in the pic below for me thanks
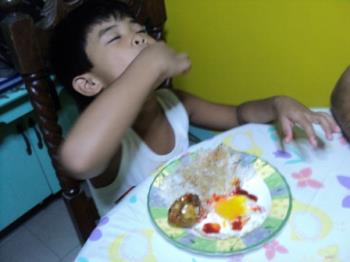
[331,66,350,140]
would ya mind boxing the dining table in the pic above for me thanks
[75,110,350,262]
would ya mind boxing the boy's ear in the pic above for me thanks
[72,73,104,97]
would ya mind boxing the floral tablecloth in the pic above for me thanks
[75,120,350,262]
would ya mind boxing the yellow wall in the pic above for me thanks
[165,0,350,107]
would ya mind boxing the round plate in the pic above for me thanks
[147,145,292,256]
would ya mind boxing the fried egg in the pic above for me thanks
[193,178,270,239]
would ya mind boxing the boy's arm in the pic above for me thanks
[177,90,339,147]
[331,66,350,140]
[60,43,190,180]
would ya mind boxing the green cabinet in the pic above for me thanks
[0,86,78,230]
[0,119,53,229]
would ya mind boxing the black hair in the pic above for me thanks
[49,0,135,109]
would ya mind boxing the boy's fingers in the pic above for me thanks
[319,112,341,132]
[280,117,293,143]
[297,118,318,147]
[177,53,190,65]
[177,53,189,59]
[177,53,191,74]
[183,62,192,74]
[313,115,333,140]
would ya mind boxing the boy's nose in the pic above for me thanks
[132,34,147,46]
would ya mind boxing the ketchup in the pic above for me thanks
[232,217,243,230]
[232,180,258,201]
[202,223,221,233]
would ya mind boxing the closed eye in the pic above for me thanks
[106,35,121,44]
[137,29,147,34]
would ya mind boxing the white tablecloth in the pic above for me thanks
[75,122,350,262]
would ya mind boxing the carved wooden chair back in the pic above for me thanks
[0,0,167,243]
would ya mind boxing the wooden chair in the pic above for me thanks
[0,0,167,243]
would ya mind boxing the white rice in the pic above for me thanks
[159,145,254,208]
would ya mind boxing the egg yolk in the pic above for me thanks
[215,195,247,221]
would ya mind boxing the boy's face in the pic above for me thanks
[85,16,155,86]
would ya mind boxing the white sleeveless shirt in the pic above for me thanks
[88,89,189,216]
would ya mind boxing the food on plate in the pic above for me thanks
[160,145,243,206]
[162,144,270,239]
[193,178,267,238]
[168,193,203,228]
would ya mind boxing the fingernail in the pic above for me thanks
[327,134,333,140]
[311,138,318,147]
[335,126,341,132]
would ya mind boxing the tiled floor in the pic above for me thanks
[0,197,82,262]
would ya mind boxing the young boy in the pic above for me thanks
[50,0,339,216]
[331,66,350,141]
